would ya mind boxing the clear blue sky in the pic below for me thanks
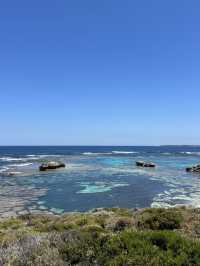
[0,0,200,145]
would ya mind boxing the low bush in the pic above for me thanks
[136,208,183,230]
[113,218,133,232]
[1,208,200,265]
[0,218,23,230]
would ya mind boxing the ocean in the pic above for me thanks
[0,146,200,217]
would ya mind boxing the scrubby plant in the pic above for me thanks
[75,216,89,226]
[82,224,105,237]
[1,208,200,265]
[113,217,133,232]
[0,218,23,230]
[94,230,200,265]
[104,207,133,217]
[94,215,107,228]
[136,208,183,230]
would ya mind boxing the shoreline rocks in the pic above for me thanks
[136,161,156,168]
[39,161,66,171]
[186,164,200,173]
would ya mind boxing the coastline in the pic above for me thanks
[1,206,200,265]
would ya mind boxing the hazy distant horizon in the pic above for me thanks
[0,144,200,147]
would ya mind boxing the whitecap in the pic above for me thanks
[0,157,26,162]
[180,151,200,156]
[0,167,10,173]
[9,163,33,167]
[112,151,138,154]
[82,151,138,156]
[38,154,61,157]
[82,152,112,155]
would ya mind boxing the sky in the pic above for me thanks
[0,0,200,146]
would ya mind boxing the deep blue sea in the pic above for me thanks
[0,146,200,217]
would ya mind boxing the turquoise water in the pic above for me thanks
[0,146,200,216]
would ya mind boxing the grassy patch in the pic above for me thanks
[0,218,23,230]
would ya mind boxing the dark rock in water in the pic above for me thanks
[186,164,200,173]
[136,161,156,168]
[39,161,66,171]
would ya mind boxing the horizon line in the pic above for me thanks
[0,144,199,147]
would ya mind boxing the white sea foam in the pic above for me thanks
[0,167,10,173]
[0,155,62,162]
[9,163,33,167]
[0,157,26,162]
[160,151,200,156]
[180,151,200,156]
[82,151,138,156]
[112,151,138,154]
[37,154,61,158]
[26,155,40,159]
[82,152,112,155]
[150,168,200,208]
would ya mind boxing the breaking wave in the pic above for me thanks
[180,152,200,156]
[0,157,27,162]
[82,151,138,156]
[9,163,33,167]
[82,152,113,155]
[0,167,10,173]
[112,151,138,154]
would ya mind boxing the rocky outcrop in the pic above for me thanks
[39,161,65,171]
[186,164,200,173]
[136,161,156,168]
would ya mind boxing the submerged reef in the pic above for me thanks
[1,207,200,265]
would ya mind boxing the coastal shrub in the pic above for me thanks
[1,208,200,265]
[1,226,200,265]
[0,235,64,266]
[0,231,19,247]
[48,221,78,232]
[104,207,133,217]
[23,214,56,232]
[60,232,93,264]
[113,218,133,232]
[82,224,105,239]
[0,218,23,230]
[137,208,183,230]
[94,215,107,228]
[75,216,88,226]
[50,222,67,232]
[94,230,200,266]
[193,223,200,237]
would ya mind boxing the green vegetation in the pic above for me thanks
[0,207,200,265]
[136,208,183,230]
